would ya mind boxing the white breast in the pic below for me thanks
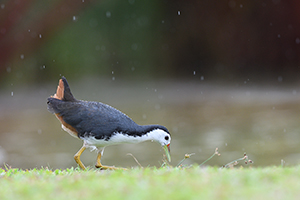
[83,132,152,148]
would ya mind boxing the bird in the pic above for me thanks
[47,77,171,170]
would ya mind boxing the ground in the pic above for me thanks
[0,166,299,200]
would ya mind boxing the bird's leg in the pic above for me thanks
[74,145,86,170]
[95,150,117,170]
[95,149,126,170]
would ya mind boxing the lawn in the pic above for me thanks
[1,165,299,200]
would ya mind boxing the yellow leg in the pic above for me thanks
[74,145,86,170]
[95,151,126,170]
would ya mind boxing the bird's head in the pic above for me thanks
[147,126,171,162]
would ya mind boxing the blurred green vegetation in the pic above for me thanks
[1,0,300,84]
[2,0,167,84]
[39,0,164,79]
[1,166,300,200]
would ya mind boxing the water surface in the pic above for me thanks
[1,79,300,169]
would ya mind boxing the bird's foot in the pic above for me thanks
[95,164,127,170]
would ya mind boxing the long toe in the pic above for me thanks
[95,164,127,170]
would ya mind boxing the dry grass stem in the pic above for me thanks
[126,153,143,168]
[176,153,195,168]
[199,148,220,167]
[221,152,254,168]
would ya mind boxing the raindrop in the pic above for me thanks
[11,91,13,96]
[1,4,5,9]
[39,34,42,38]
[283,129,286,133]
[14,33,24,42]
[193,71,196,75]
[177,11,181,15]
[201,76,204,81]
[89,18,98,28]
[112,77,115,81]
[53,60,55,62]
[142,114,147,119]
[95,45,100,51]
[277,34,281,38]
[225,143,227,146]
[30,32,37,38]
[38,129,42,134]
[6,67,11,73]
[106,11,111,18]
[296,38,300,44]
[72,16,77,21]
[292,90,297,95]
[240,4,243,8]
[172,127,178,132]
[228,0,236,8]
[82,0,84,2]
[155,104,160,110]
[161,44,169,51]
[131,43,138,50]
[112,71,114,74]
[20,54,24,59]
[161,20,165,24]
[128,0,135,4]
[278,76,283,82]
[28,29,31,32]
[50,140,56,146]
[0,28,6,34]
[131,67,135,71]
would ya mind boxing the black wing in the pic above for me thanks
[48,98,138,139]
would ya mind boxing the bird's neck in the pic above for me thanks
[107,125,163,145]
[134,124,164,142]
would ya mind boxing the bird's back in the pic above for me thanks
[47,77,139,140]
[70,100,137,138]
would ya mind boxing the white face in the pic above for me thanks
[149,128,171,162]
[149,128,171,146]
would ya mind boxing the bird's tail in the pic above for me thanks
[47,76,76,114]
[51,76,76,102]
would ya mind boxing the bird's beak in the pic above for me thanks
[163,144,171,162]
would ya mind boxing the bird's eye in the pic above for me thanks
[165,136,169,140]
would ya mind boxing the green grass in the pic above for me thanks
[1,166,299,200]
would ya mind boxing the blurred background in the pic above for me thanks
[1,0,300,169]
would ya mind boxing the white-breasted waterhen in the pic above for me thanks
[47,77,171,170]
